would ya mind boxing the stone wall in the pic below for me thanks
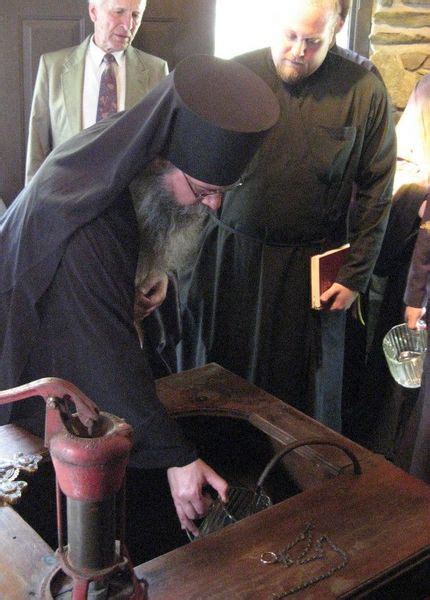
[370,0,430,111]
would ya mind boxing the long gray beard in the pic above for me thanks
[129,166,207,286]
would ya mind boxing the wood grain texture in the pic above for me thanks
[137,462,430,599]
[1,364,429,598]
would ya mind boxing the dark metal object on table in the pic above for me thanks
[255,438,362,489]
[0,378,146,600]
[186,485,272,541]
[260,522,349,598]
[187,438,361,540]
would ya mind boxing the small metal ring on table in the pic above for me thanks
[260,551,279,565]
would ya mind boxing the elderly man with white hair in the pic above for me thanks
[25,0,167,184]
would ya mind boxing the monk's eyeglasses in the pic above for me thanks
[182,172,243,202]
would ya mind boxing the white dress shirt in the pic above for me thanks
[82,37,126,129]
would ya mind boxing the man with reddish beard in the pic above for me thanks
[0,55,279,560]
[179,0,396,434]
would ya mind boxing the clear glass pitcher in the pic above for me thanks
[382,322,427,388]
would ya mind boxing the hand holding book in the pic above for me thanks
[310,243,357,310]
[320,282,358,310]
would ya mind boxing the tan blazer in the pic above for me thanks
[25,36,168,183]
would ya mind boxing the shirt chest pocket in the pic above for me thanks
[309,126,357,184]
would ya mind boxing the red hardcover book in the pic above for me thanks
[310,243,350,309]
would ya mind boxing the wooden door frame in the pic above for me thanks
[348,0,374,58]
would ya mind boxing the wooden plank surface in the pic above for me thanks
[0,365,429,599]
[0,506,56,599]
[0,423,46,458]
[137,461,430,599]
[156,363,381,488]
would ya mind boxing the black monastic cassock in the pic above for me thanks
[0,55,280,561]
[179,48,396,432]
[0,72,198,468]
[0,55,279,469]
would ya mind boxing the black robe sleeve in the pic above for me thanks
[404,198,430,310]
[18,195,197,469]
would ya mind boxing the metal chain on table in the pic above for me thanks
[259,523,349,598]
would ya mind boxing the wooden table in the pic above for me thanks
[1,364,430,598]
[154,363,381,490]
[0,506,56,600]
[137,460,430,599]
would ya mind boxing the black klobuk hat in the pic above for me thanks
[162,54,280,186]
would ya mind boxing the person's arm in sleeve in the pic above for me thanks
[39,200,227,535]
[324,77,396,307]
[404,200,430,328]
[25,55,53,185]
